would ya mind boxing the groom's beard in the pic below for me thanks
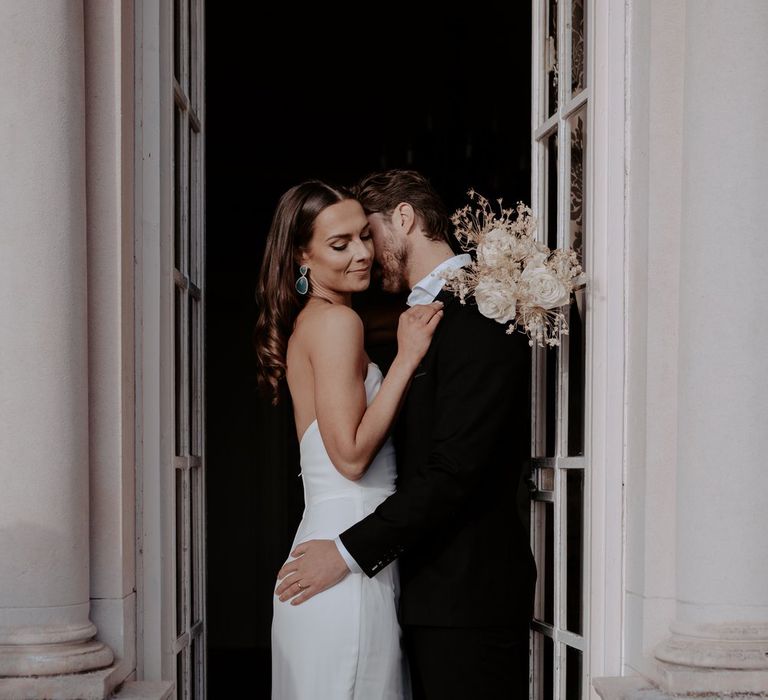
[378,240,408,294]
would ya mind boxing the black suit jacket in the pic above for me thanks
[339,288,537,629]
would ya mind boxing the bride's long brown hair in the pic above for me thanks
[253,180,354,404]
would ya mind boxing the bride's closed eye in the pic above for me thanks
[332,234,372,251]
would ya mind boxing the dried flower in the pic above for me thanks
[441,190,586,347]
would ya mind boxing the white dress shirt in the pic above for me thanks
[405,253,472,307]
[333,254,472,574]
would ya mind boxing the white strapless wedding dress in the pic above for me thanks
[271,362,411,700]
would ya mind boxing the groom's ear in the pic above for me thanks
[394,202,416,235]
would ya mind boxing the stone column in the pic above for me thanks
[0,0,114,686]
[653,1,768,694]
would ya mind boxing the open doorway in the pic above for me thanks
[204,6,531,696]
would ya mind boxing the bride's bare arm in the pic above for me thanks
[307,302,442,481]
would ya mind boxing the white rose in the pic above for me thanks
[520,258,570,309]
[477,228,512,267]
[474,278,517,324]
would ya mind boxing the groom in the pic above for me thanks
[275,170,536,698]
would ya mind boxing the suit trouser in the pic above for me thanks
[403,625,530,699]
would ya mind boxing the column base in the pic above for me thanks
[593,674,768,699]
[652,658,768,696]
[0,662,125,700]
[0,639,114,677]
[651,622,768,694]
[593,676,657,699]
[655,622,768,670]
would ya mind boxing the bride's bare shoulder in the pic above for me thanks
[293,303,364,355]
[296,302,362,332]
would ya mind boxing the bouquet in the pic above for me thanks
[440,189,586,347]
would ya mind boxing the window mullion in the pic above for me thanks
[555,0,569,697]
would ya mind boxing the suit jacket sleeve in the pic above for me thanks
[338,310,522,577]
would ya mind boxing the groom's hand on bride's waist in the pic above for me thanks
[275,539,350,605]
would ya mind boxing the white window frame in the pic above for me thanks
[135,0,174,684]
[170,0,207,697]
[587,0,626,690]
[530,0,626,697]
[134,1,208,695]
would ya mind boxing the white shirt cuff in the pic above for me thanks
[334,536,362,574]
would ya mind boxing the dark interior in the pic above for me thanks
[205,6,531,696]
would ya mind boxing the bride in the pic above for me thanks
[253,180,443,699]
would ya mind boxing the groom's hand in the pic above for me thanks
[275,539,350,605]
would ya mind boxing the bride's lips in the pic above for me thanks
[348,267,370,274]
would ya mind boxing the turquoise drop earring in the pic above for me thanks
[295,265,309,295]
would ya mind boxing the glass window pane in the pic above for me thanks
[188,467,195,630]
[546,0,558,117]
[194,130,200,283]
[191,465,201,624]
[547,131,559,250]
[571,0,586,96]
[531,631,541,700]
[176,468,186,637]
[187,295,194,452]
[189,0,197,110]
[544,500,554,625]
[535,501,555,625]
[567,292,586,456]
[174,107,183,272]
[545,346,558,457]
[565,469,584,634]
[173,0,181,82]
[567,107,586,456]
[534,351,546,456]
[568,109,585,260]
[190,296,200,456]
[542,130,560,459]
[187,128,195,281]
[565,644,583,699]
[175,287,183,456]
